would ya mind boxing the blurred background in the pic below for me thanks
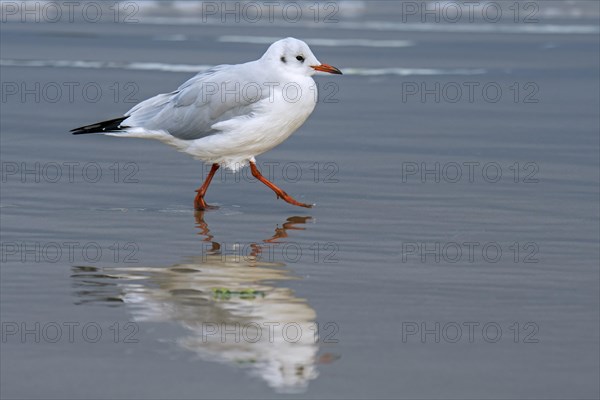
[1,1,599,399]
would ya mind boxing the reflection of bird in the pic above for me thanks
[71,37,342,210]
[71,213,328,393]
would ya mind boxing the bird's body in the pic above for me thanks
[72,37,342,209]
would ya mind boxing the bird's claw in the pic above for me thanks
[195,204,219,211]
[194,196,219,211]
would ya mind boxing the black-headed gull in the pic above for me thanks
[71,37,342,210]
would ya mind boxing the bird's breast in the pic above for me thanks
[195,77,318,162]
[267,79,317,131]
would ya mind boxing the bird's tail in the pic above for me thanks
[70,117,128,135]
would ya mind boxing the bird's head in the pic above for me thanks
[262,37,342,77]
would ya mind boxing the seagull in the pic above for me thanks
[71,37,342,210]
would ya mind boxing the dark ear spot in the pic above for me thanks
[280,56,286,63]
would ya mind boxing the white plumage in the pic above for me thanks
[72,37,342,209]
[90,38,339,170]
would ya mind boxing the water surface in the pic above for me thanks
[1,2,599,398]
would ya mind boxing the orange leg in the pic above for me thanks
[250,161,313,208]
[194,163,220,210]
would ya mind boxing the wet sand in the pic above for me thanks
[1,1,599,398]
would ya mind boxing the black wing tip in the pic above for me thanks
[70,117,128,135]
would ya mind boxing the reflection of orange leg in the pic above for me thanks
[250,162,313,208]
[193,211,220,249]
[193,210,214,242]
[264,216,313,243]
[194,163,220,210]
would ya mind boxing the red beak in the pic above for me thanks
[311,63,343,75]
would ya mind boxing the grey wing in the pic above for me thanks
[122,64,267,140]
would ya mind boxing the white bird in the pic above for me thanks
[71,37,342,210]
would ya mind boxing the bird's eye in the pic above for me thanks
[280,56,286,63]
[296,55,304,62]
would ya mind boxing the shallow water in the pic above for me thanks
[1,2,599,399]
